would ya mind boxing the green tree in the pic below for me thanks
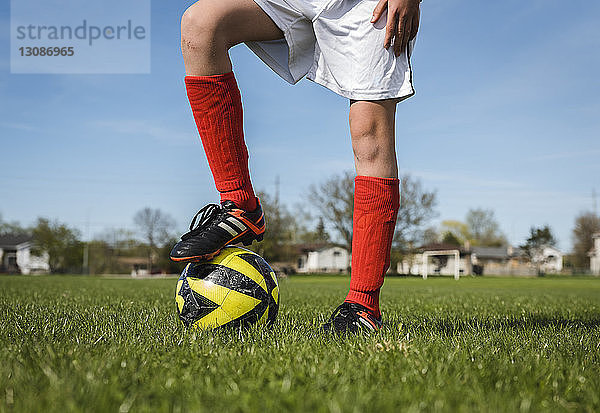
[520,225,557,275]
[87,240,112,275]
[87,228,142,274]
[32,218,83,273]
[299,216,331,243]
[439,220,471,246]
[0,213,28,236]
[249,191,298,262]
[571,211,600,270]
[157,236,185,274]
[441,231,462,247]
[86,229,148,275]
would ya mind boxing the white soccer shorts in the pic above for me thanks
[246,0,416,101]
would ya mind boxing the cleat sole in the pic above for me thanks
[170,248,222,263]
[170,232,265,261]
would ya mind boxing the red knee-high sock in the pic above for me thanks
[185,72,257,211]
[346,176,400,319]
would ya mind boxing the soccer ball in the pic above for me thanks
[175,246,279,331]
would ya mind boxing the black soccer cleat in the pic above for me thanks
[170,199,265,263]
[322,302,382,335]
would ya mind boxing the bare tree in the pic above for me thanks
[572,211,600,269]
[394,174,438,251]
[421,226,441,245]
[97,228,138,249]
[133,208,175,273]
[465,208,507,247]
[308,172,437,255]
[308,171,355,251]
[438,209,506,247]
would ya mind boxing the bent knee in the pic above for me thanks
[181,1,228,48]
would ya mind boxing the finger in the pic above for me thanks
[404,18,413,52]
[396,16,411,56]
[371,0,388,23]
[409,8,420,40]
[384,10,397,49]
[393,25,401,56]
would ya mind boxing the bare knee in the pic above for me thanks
[181,1,229,53]
[350,116,384,164]
[349,100,398,177]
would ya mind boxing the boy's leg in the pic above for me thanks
[348,100,398,178]
[323,99,400,333]
[171,0,283,262]
[346,100,400,319]
[181,0,283,76]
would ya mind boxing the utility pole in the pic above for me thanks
[275,175,280,209]
[82,212,90,275]
[593,188,598,217]
[275,174,281,227]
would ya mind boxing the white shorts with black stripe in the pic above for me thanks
[246,0,416,101]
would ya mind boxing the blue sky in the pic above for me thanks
[1,0,599,251]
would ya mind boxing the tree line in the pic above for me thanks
[2,173,599,274]
[0,212,180,274]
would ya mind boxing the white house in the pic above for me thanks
[398,243,563,277]
[537,245,563,274]
[0,234,50,274]
[296,244,349,273]
[590,232,600,275]
[397,244,467,276]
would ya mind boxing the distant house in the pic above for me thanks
[590,232,600,275]
[472,245,542,276]
[398,243,563,277]
[296,243,350,273]
[0,234,50,274]
[538,245,563,274]
[116,256,151,277]
[397,243,468,276]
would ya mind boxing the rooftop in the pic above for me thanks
[0,233,33,248]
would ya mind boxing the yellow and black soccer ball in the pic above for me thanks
[175,246,279,331]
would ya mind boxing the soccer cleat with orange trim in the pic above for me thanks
[322,302,382,334]
[170,199,265,262]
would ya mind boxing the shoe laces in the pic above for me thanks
[328,302,360,323]
[181,203,222,240]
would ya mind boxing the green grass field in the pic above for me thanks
[1,275,599,412]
